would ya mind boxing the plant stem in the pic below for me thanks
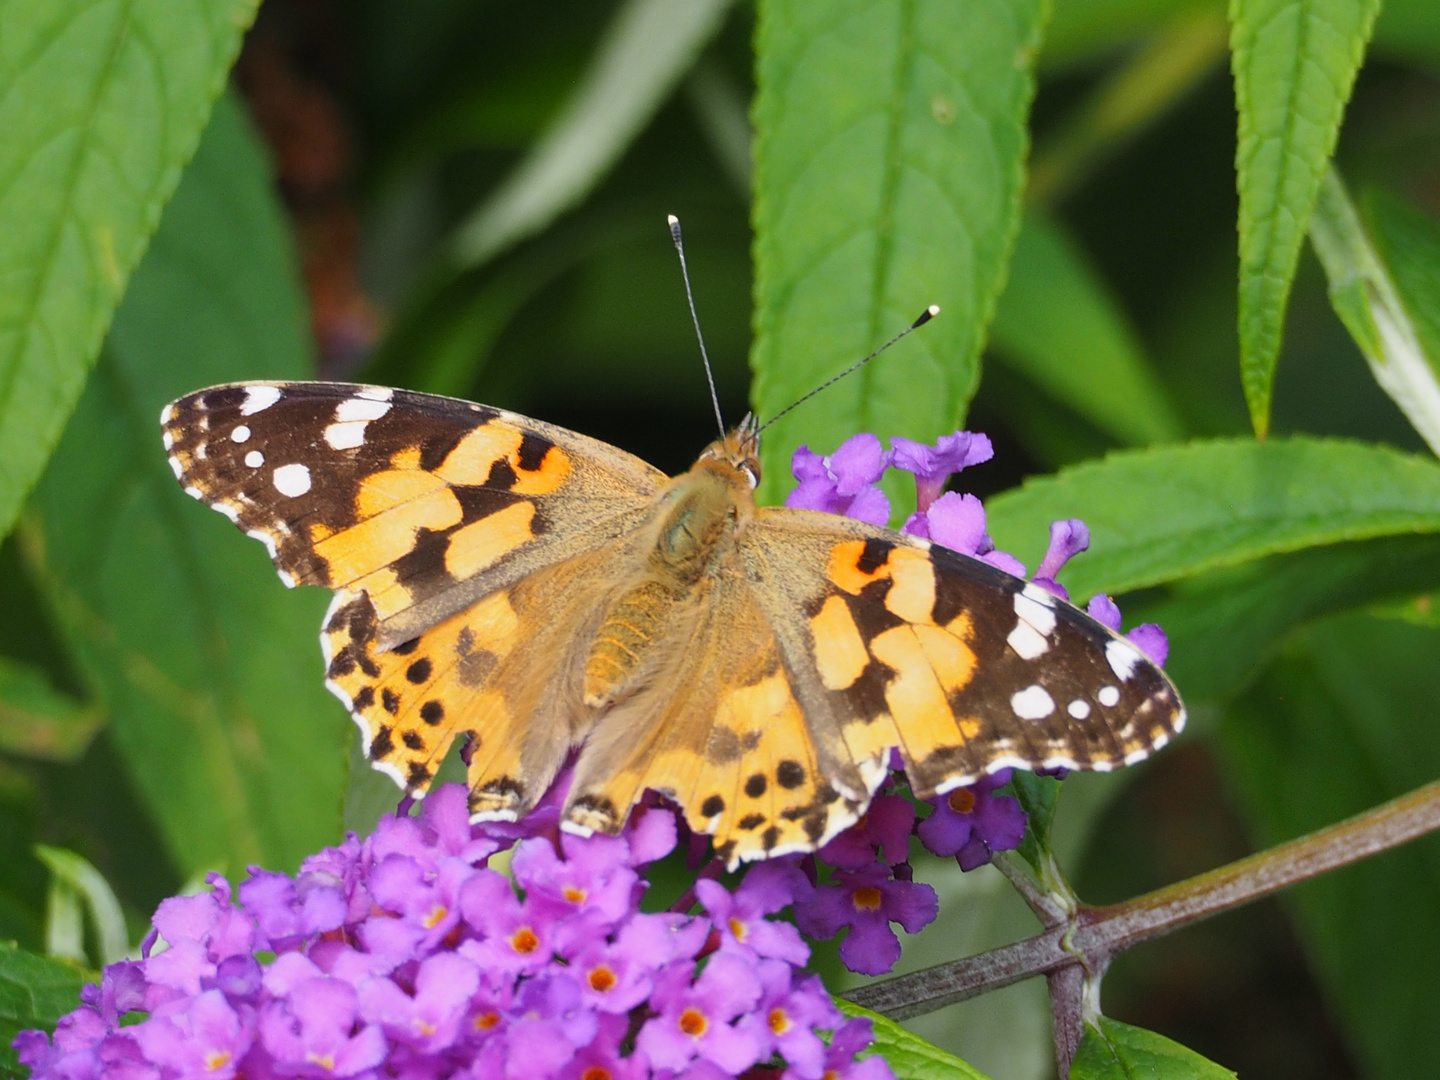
[847,777,1440,1019]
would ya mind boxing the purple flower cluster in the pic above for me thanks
[15,786,893,1080]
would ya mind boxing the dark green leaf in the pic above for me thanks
[0,942,85,1079]
[1071,1016,1236,1079]
[983,437,1440,601]
[838,1000,993,1080]
[1131,534,1440,700]
[0,657,102,762]
[452,0,736,267]
[990,214,1185,446]
[1230,0,1382,435]
[1044,0,1221,72]
[1219,614,1440,1080]
[20,95,344,878]
[0,0,261,541]
[751,0,1046,509]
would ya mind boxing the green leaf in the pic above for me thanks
[0,942,85,1080]
[989,214,1185,445]
[452,0,737,268]
[1133,533,1440,700]
[32,847,127,966]
[1230,0,1382,436]
[1219,614,1440,1080]
[0,656,102,761]
[1071,1016,1236,1078]
[1044,0,1222,72]
[751,0,1046,508]
[0,0,262,542]
[838,1000,994,1080]
[1006,769,1062,877]
[983,436,1440,601]
[19,95,344,878]
[1372,0,1440,74]
[1308,170,1440,455]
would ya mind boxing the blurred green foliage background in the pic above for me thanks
[3,0,1440,1076]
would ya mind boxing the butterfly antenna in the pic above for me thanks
[669,214,727,439]
[757,305,941,434]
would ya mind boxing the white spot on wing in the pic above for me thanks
[184,485,204,501]
[215,503,240,522]
[1106,639,1142,681]
[162,430,174,450]
[1011,684,1055,720]
[231,425,251,443]
[169,457,184,480]
[160,403,175,424]
[1014,590,1057,635]
[324,421,368,450]
[1021,582,1057,608]
[335,397,391,423]
[244,450,264,468]
[1097,685,1121,707]
[247,529,279,560]
[273,463,312,497]
[357,386,394,402]
[1067,699,1091,719]
[240,385,282,415]
[1007,622,1049,659]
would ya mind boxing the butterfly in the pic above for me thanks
[161,382,1184,868]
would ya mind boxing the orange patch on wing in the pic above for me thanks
[827,540,890,595]
[884,549,937,624]
[317,487,463,586]
[309,522,334,542]
[512,446,572,496]
[436,421,523,484]
[869,626,956,765]
[912,624,977,693]
[356,468,449,518]
[811,595,869,691]
[444,502,538,579]
[958,717,982,740]
[390,446,422,470]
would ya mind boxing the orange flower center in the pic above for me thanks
[475,1011,501,1031]
[947,788,977,814]
[768,1007,792,1035]
[580,1068,613,1080]
[678,1008,708,1037]
[422,905,449,929]
[851,886,883,911]
[563,885,587,903]
[587,965,618,992]
[728,916,747,941]
[510,926,540,954]
[305,1053,336,1071]
[203,1051,232,1072]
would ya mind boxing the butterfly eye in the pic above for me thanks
[740,464,758,489]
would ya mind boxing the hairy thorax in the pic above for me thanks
[582,458,754,708]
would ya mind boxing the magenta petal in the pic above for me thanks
[1035,518,1090,581]
[844,486,891,525]
[1086,594,1122,631]
[837,917,901,976]
[982,550,1027,577]
[1128,623,1169,666]
[827,434,890,494]
[923,492,988,555]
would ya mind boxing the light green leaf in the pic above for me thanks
[0,942,85,1079]
[20,95,343,878]
[1220,614,1440,1080]
[0,656,102,761]
[1230,0,1381,436]
[1071,1016,1236,1078]
[839,1000,995,1080]
[984,437,1440,600]
[751,0,1046,509]
[33,846,127,966]
[0,0,261,542]
[452,0,736,268]
[990,214,1185,445]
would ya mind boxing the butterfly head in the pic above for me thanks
[698,413,761,490]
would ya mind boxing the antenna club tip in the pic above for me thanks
[912,304,940,328]
[667,213,679,226]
